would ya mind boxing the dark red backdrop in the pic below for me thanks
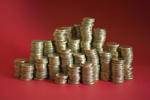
[0,0,150,100]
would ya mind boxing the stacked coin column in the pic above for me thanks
[68,65,80,84]
[68,39,80,53]
[35,57,48,80]
[29,40,44,64]
[73,53,86,66]
[53,28,67,54]
[85,49,100,80]
[111,59,124,83]
[72,24,81,39]
[60,49,73,74]
[100,51,112,81]
[119,46,133,80]
[80,17,95,53]
[20,63,34,81]
[14,58,27,78]
[48,54,60,80]
[93,28,106,53]
[43,40,55,56]
[81,63,95,84]
[107,42,119,60]
[54,73,68,84]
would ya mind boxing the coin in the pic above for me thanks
[54,73,68,84]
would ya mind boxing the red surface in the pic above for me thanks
[0,0,150,100]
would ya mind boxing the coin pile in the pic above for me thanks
[80,17,95,52]
[73,53,86,66]
[43,40,55,56]
[68,65,81,84]
[81,63,95,84]
[92,28,106,53]
[20,63,34,81]
[85,49,100,80]
[34,57,48,80]
[48,54,60,80]
[60,49,73,73]
[107,42,119,60]
[54,73,68,84]
[119,46,133,80]
[111,59,124,83]
[14,58,27,78]
[100,51,112,81]
[68,39,80,53]
[29,40,44,64]
[71,24,81,39]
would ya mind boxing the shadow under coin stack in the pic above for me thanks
[54,73,68,84]
[29,40,44,64]
[80,18,95,53]
[111,59,124,83]
[20,63,34,81]
[119,46,133,80]
[34,57,48,80]
[14,58,27,78]
[100,51,112,81]
[43,40,55,56]
[48,54,60,80]
[81,63,95,84]
[68,65,81,84]
[85,49,100,80]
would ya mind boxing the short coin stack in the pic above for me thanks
[20,63,34,81]
[68,65,81,84]
[14,58,27,78]
[68,39,80,53]
[54,73,68,84]
[43,40,55,56]
[119,46,133,80]
[111,59,124,83]
[35,57,48,80]
[73,53,86,66]
[48,54,60,80]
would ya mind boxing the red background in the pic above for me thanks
[0,0,150,100]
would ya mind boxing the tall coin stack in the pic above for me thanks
[48,54,60,80]
[85,49,100,80]
[68,65,81,84]
[43,40,55,56]
[107,42,119,60]
[100,51,112,81]
[119,46,133,80]
[20,63,34,81]
[73,53,86,66]
[81,63,95,84]
[35,57,48,80]
[60,49,73,74]
[93,28,106,53]
[112,59,124,83]
[14,58,27,78]
[54,73,68,84]
[29,40,44,64]
[68,39,80,53]
[80,17,95,52]
[54,28,67,53]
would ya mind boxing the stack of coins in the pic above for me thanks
[68,65,80,84]
[100,51,112,81]
[29,40,44,64]
[43,40,55,56]
[14,58,27,78]
[92,28,106,53]
[119,46,133,80]
[54,73,68,84]
[68,39,80,53]
[85,49,100,80]
[107,42,119,60]
[20,63,34,81]
[48,54,60,80]
[62,26,73,41]
[60,49,73,73]
[81,63,95,84]
[73,53,86,66]
[35,57,48,80]
[112,59,124,83]
[80,17,95,52]
[71,24,81,39]
[54,28,67,53]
